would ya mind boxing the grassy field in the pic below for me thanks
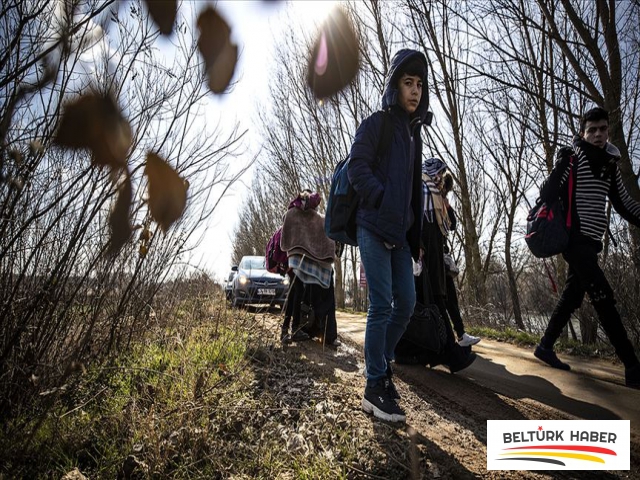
[1,297,622,479]
[0,302,368,479]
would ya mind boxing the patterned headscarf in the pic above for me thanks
[422,157,447,178]
[422,158,449,231]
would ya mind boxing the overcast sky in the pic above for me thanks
[188,1,337,281]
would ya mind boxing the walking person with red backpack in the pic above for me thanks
[348,50,430,422]
[533,107,640,389]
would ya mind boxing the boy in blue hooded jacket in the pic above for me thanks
[348,49,429,422]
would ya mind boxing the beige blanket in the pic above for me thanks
[281,208,335,263]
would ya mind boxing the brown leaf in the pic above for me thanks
[54,93,132,169]
[306,7,360,99]
[9,149,22,165]
[206,42,238,94]
[144,152,188,232]
[144,0,177,35]
[139,227,151,242]
[107,171,132,256]
[197,7,238,94]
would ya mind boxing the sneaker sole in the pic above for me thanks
[458,338,481,347]
[361,398,405,423]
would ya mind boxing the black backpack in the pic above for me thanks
[324,111,393,246]
[525,155,575,258]
[397,267,447,355]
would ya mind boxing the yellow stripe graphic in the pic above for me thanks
[500,452,604,463]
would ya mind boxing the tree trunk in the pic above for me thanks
[505,241,524,330]
[578,306,599,345]
[459,189,487,305]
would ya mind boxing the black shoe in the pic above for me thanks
[291,330,310,342]
[362,379,406,423]
[534,344,571,371]
[386,364,400,400]
[625,364,640,389]
[449,351,477,373]
[280,327,291,344]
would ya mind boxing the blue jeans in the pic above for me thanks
[358,226,416,386]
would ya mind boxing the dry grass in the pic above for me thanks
[0,298,391,479]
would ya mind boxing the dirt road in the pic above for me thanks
[335,311,640,476]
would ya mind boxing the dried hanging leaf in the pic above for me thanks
[144,0,177,35]
[54,93,132,169]
[9,149,22,165]
[306,7,360,99]
[107,171,133,256]
[144,152,188,232]
[29,140,44,156]
[197,7,238,94]
[206,42,238,94]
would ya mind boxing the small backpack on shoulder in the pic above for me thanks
[324,111,393,246]
[265,226,288,274]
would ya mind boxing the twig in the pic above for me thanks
[58,386,107,418]
[344,464,389,479]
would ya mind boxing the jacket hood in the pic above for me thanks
[381,49,430,123]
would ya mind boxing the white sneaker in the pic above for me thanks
[458,333,481,347]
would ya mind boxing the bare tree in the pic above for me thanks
[534,0,640,287]
[0,0,246,411]
[242,2,396,309]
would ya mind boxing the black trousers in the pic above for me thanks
[301,281,338,343]
[445,274,465,339]
[283,274,304,332]
[540,239,639,368]
[435,295,457,348]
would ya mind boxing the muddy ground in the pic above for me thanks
[256,310,640,479]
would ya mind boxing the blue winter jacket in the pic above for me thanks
[347,49,429,260]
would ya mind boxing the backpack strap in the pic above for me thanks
[566,154,575,229]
